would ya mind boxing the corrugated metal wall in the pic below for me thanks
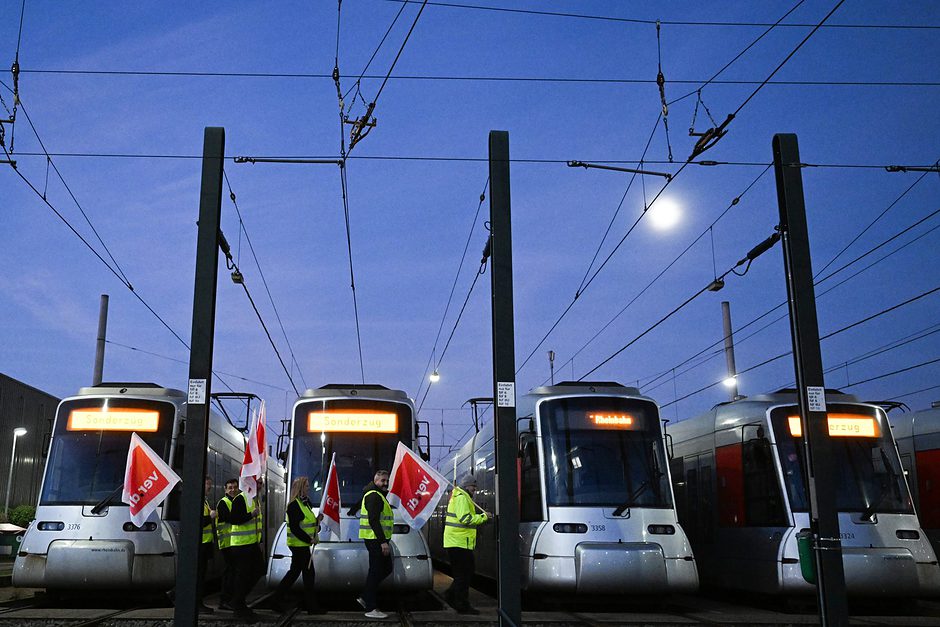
[0,374,59,512]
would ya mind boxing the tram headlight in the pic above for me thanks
[36,521,65,531]
[123,522,158,532]
[896,529,921,540]
[647,524,676,535]
[552,523,588,534]
[393,524,410,535]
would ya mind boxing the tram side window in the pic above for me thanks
[742,426,786,527]
[519,436,542,522]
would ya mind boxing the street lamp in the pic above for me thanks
[4,427,27,516]
[429,369,441,383]
[646,197,682,230]
[722,376,737,388]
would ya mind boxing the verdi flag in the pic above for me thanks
[318,452,342,539]
[122,432,181,527]
[239,401,268,499]
[387,442,448,529]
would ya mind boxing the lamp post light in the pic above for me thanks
[429,369,440,383]
[4,427,27,515]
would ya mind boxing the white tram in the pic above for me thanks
[428,382,698,595]
[669,389,940,597]
[265,384,433,592]
[13,382,285,592]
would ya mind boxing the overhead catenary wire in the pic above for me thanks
[223,171,308,389]
[843,356,940,390]
[414,178,489,405]
[379,0,940,30]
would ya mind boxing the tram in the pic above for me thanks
[890,402,940,557]
[266,384,433,592]
[13,382,285,592]
[668,389,940,597]
[428,381,698,594]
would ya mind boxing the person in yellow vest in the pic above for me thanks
[271,476,325,614]
[215,478,239,611]
[226,480,263,620]
[197,475,218,615]
[357,469,394,620]
[443,474,490,615]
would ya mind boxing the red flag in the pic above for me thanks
[387,442,447,529]
[122,432,181,526]
[318,453,342,539]
[239,401,267,499]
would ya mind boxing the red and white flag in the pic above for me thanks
[239,401,267,499]
[318,453,342,539]
[122,432,181,527]
[387,442,448,529]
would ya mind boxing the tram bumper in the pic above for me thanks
[270,542,432,592]
[843,547,922,596]
[16,540,175,590]
[574,542,668,594]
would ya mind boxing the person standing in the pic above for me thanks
[198,475,218,615]
[443,474,489,615]
[271,476,324,614]
[227,482,262,619]
[357,470,394,620]
[215,478,238,610]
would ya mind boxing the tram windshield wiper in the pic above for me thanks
[612,480,650,517]
[90,484,124,515]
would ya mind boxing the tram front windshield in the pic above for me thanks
[291,399,412,505]
[41,398,175,506]
[540,396,672,508]
[771,405,913,514]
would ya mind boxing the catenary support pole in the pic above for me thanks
[721,301,738,401]
[92,294,109,385]
[174,127,225,627]
[773,133,849,627]
[488,130,522,627]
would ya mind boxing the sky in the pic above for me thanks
[1,0,938,463]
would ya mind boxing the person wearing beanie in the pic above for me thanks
[442,473,490,614]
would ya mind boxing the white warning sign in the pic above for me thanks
[807,386,827,412]
[497,382,516,408]
[188,378,207,404]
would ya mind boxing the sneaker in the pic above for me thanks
[198,603,215,614]
[218,601,235,611]
[356,596,367,609]
[365,609,389,619]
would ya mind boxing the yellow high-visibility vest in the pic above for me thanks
[358,490,393,540]
[286,498,320,547]
[229,493,261,546]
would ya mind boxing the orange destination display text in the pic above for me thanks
[587,413,635,429]
[308,411,398,433]
[787,414,879,438]
[68,408,160,432]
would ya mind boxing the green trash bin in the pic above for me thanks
[0,533,19,559]
[796,529,817,585]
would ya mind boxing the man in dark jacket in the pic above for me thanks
[356,470,394,619]
[226,480,263,620]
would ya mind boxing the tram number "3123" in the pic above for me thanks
[590,524,606,532]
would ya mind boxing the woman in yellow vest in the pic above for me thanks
[271,476,324,614]
[443,474,490,615]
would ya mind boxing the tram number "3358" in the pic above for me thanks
[590,524,606,532]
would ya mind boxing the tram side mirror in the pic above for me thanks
[278,451,288,464]
[421,450,430,462]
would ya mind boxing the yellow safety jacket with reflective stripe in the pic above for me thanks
[286,498,320,547]
[358,490,393,540]
[202,499,214,544]
[217,496,233,550]
[443,487,487,550]
[229,493,261,546]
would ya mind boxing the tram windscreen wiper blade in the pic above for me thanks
[612,480,650,517]
[90,484,124,515]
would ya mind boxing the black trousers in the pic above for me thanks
[362,539,393,611]
[219,548,235,604]
[197,541,212,603]
[229,544,264,610]
[446,547,475,608]
[275,546,317,608]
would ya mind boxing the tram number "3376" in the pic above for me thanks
[590,524,606,532]
[67,524,81,531]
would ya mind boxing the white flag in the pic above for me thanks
[122,433,181,527]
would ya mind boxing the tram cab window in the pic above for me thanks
[741,425,786,527]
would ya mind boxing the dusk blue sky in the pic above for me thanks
[2,1,938,462]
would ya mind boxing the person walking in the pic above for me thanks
[357,470,394,619]
[215,478,238,610]
[226,482,263,620]
[443,474,489,615]
[197,475,218,615]
[271,476,324,614]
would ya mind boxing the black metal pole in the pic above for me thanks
[92,294,109,386]
[174,127,225,626]
[489,130,522,627]
[773,133,849,627]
